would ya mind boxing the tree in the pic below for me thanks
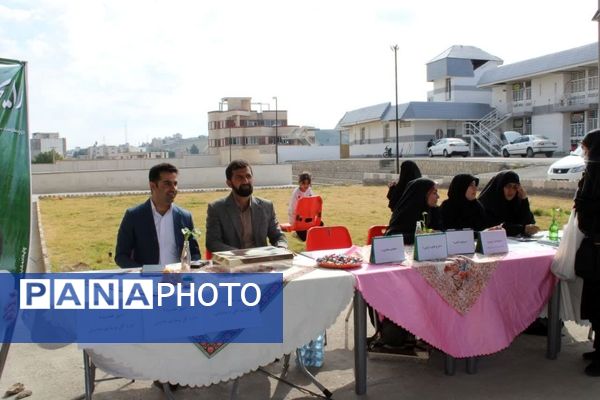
[189,144,199,154]
[32,150,63,164]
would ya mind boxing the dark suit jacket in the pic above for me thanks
[115,199,200,268]
[205,194,287,252]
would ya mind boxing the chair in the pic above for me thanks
[204,249,212,260]
[305,225,352,252]
[366,225,388,245]
[280,196,323,233]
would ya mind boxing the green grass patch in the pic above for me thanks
[39,186,574,271]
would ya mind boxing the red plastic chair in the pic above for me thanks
[366,225,388,245]
[280,196,323,232]
[305,226,353,251]
[204,249,212,260]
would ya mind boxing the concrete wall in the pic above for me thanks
[534,113,568,149]
[32,164,292,194]
[32,154,222,173]
[279,145,340,162]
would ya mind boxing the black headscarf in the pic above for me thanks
[478,170,535,236]
[386,160,422,211]
[576,129,600,235]
[440,174,486,231]
[386,177,443,244]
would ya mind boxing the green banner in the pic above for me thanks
[0,59,30,273]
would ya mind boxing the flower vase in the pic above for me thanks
[181,240,191,271]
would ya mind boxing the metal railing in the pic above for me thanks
[463,109,510,156]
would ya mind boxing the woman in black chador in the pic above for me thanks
[478,170,539,236]
[441,174,487,232]
[386,160,422,211]
[574,129,600,376]
[386,177,443,244]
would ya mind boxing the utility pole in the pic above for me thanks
[391,44,400,174]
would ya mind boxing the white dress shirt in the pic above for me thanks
[150,201,179,266]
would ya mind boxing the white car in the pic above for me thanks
[501,134,558,158]
[547,146,585,181]
[428,138,469,157]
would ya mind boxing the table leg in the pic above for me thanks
[444,354,456,376]
[466,357,478,374]
[83,350,94,400]
[546,280,562,360]
[353,291,367,395]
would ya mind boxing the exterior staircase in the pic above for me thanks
[463,109,511,156]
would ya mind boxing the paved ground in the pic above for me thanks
[2,307,600,400]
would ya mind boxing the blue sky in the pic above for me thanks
[1,0,598,148]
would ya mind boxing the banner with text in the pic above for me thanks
[0,272,284,343]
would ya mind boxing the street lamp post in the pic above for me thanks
[273,96,278,164]
[391,44,400,174]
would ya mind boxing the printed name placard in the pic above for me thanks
[446,230,475,255]
[370,235,405,264]
[414,233,448,261]
[476,229,509,254]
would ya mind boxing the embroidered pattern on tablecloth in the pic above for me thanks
[413,255,500,315]
[193,265,315,358]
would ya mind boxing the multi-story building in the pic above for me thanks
[478,42,598,150]
[338,46,499,157]
[30,132,67,159]
[338,43,599,157]
[207,97,311,164]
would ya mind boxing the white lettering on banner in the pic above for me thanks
[19,279,264,310]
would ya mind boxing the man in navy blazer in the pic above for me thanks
[115,163,200,268]
[206,160,287,252]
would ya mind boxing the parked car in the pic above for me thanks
[428,138,469,157]
[501,134,558,158]
[547,146,585,181]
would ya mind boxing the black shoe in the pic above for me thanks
[583,350,600,361]
[522,318,549,336]
[585,360,600,377]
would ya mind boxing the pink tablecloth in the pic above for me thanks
[350,244,557,358]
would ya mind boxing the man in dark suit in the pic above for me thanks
[115,163,200,268]
[206,160,287,252]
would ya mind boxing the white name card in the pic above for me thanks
[477,229,509,255]
[370,235,405,264]
[414,233,448,261]
[446,230,475,255]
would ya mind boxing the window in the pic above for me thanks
[360,127,366,144]
[445,78,451,101]
[435,128,444,139]
[383,124,390,142]
[447,129,456,138]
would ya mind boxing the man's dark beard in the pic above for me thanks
[233,184,253,197]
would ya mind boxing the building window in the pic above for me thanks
[383,124,390,142]
[399,121,411,128]
[447,129,456,138]
[435,129,444,139]
[445,78,451,101]
[588,109,598,131]
[360,127,366,144]
[512,81,531,102]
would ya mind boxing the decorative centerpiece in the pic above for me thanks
[180,227,201,271]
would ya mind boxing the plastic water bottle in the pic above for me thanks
[296,334,325,367]
[548,218,559,241]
